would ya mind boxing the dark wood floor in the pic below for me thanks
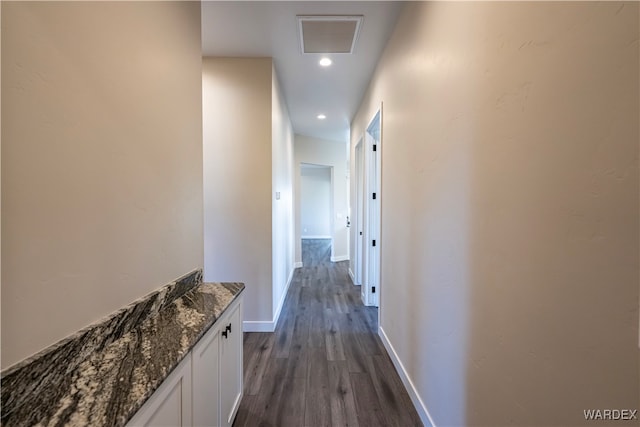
[233,239,422,427]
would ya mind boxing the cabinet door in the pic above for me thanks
[192,322,221,427]
[219,300,243,427]
[126,356,192,427]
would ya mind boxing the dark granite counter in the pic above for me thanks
[1,270,244,427]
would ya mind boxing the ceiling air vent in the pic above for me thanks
[297,15,364,54]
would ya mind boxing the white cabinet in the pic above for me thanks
[218,301,242,427]
[192,320,221,427]
[127,355,192,427]
[193,297,242,427]
[127,295,243,427]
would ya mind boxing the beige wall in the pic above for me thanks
[203,58,295,329]
[351,2,639,425]
[1,2,3,351]
[1,1,203,369]
[203,57,274,324]
[271,64,295,323]
[294,134,349,264]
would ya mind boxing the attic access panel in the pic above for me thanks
[297,15,364,54]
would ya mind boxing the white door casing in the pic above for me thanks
[355,107,382,308]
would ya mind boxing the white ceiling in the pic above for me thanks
[202,1,404,143]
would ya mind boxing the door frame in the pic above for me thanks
[353,139,364,286]
[353,106,382,308]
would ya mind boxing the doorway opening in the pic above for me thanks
[352,107,381,308]
[300,163,334,258]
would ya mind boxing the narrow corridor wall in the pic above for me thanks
[351,2,639,425]
[271,64,295,328]
[203,58,294,331]
[203,58,273,325]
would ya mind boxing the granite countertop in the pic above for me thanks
[1,273,244,427]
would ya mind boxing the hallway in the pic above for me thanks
[233,239,422,426]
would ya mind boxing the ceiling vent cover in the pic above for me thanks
[297,15,364,54]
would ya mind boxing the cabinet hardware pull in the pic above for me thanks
[221,330,228,339]
[226,324,232,334]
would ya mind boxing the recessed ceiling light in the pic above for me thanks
[317,114,326,120]
[319,57,332,67]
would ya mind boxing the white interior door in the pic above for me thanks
[364,110,381,308]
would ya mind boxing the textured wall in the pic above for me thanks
[2,1,203,368]
[203,57,274,323]
[351,2,639,425]
[271,65,295,324]
[203,58,294,329]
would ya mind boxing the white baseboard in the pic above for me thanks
[330,255,349,262]
[273,267,295,327]
[301,235,331,239]
[294,261,303,268]
[348,268,356,284]
[244,266,295,333]
[379,326,436,427]
[242,321,275,332]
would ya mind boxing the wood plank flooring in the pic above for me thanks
[233,239,422,427]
